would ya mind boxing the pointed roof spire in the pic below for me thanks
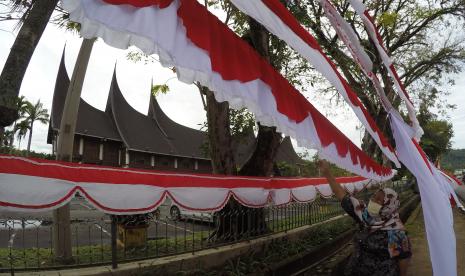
[48,48,121,144]
[107,70,175,154]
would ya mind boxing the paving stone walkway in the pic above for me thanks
[406,206,465,276]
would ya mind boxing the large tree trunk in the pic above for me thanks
[26,120,33,155]
[205,87,236,175]
[210,18,283,242]
[204,86,238,241]
[0,0,59,130]
[240,18,282,175]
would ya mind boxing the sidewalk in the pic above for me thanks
[406,206,465,275]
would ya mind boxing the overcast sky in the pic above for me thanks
[0,10,464,155]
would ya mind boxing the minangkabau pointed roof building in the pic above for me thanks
[48,51,304,172]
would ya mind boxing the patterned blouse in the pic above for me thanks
[341,195,412,276]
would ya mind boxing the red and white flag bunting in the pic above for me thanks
[348,0,423,141]
[228,0,400,168]
[390,112,456,276]
[61,0,395,180]
[318,0,393,112]
[321,3,458,273]
[0,155,375,214]
[437,170,464,209]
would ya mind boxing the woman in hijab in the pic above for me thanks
[320,161,411,276]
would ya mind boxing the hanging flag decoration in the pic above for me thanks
[390,112,456,276]
[348,0,423,140]
[228,0,400,168]
[322,0,464,212]
[437,170,464,209]
[316,2,457,273]
[61,0,394,180]
[317,0,393,112]
[0,155,374,214]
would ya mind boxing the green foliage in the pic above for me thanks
[0,146,55,159]
[229,108,255,139]
[420,120,454,162]
[201,217,354,275]
[378,12,398,28]
[417,88,454,162]
[151,84,170,96]
[277,154,352,177]
[441,149,465,171]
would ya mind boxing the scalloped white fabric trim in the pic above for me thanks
[61,0,395,181]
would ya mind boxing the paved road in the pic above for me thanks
[0,198,213,249]
[0,197,321,249]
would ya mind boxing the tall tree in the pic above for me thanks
[0,0,59,133]
[417,88,454,163]
[289,0,465,162]
[14,119,30,149]
[9,95,28,147]
[23,99,49,155]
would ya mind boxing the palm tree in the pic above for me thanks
[0,0,59,131]
[9,96,29,146]
[23,99,49,155]
[14,119,30,150]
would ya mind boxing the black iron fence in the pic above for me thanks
[0,181,412,273]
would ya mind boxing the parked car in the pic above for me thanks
[169,203,217,223]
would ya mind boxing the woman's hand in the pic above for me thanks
[319,160,347,200]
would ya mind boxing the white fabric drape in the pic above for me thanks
[0,155,375,214]
[61,0,395,181]
[390,112,456,276]
[348,0,423,140]
[228,0,400,168]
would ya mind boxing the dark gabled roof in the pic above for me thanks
[275,136,304,165]
[107,71,174,154]
[148,93,208,159]
[48,50,304,166]
[48,51,121,143]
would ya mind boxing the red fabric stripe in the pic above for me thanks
[442,170,463,186]
[450,195,457,207]
[97,0,393,177]
[260,0,393,153]
[0,155,367,189]
[176,0,392,177]
[363,11,389,53]
[103,0,174,8]
[389,64,413,104]
[362,10,413,106]
[0,187,78,209]
[79,188,167,213]
[412,139,433,174]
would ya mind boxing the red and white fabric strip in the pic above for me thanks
[390,112,456,276]
[437,170,464,208]
[349,0,423,141]
[229,0,400,168]
[0,155,374,214]
[61,0,394,180]
[318,0,393,112]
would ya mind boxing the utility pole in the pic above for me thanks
[53,38,95,263]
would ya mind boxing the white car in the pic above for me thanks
[169,203,216,223]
